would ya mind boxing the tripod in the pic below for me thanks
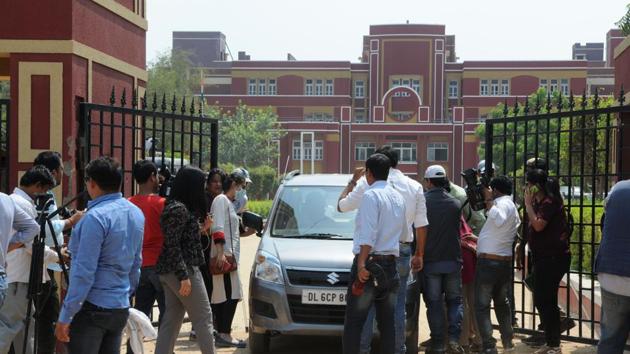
[21,192,83,354]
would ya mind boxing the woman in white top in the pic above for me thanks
[209,172,251,348]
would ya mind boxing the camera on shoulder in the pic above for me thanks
[461,168,491,211]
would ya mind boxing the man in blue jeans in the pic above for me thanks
[417,165,464,354]
[595,180,630,354]
[55,157,144,354]
[474,176,520,353]
[341,153,405,354]
[338,146,429,354]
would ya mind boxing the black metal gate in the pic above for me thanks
[78,87,218,198]
[484,89,630,344]
[0,98,9,194]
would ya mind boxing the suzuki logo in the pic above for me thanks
[327,272,340,285]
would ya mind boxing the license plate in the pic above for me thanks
[302,289,347,305]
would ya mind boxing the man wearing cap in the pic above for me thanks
[419,165,465,354]
[232,168,252,213]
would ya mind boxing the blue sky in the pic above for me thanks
[146,0,628,64]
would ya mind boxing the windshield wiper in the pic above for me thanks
[275,233,346,239]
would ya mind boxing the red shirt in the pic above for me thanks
[460,217,477,284]
[129,194,166,267]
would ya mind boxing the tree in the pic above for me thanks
[616,3,630,36]
[146,49,201,97]
[0,81,8,98]
[217,104,286,167]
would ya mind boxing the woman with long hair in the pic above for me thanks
[524,168,571,354]
[155,165,216,354]
[209,172,251,348]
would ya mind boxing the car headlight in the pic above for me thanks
[254,251,284,285]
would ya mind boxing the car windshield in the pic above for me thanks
[271,185,357,239]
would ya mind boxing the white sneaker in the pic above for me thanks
[533,346,562,354]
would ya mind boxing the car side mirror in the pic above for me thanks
[242,211,264,236]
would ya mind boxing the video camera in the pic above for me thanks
[158,165,174,198]
[461,168,492,211]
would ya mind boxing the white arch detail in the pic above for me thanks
[380,86,423,106]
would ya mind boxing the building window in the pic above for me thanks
[539,79,548,90]
[325,80,334,96]
[448,80,458,98]
[491,80,499,96]
[248,79,257,95]
[411,80,421,95]
[292,140,323,160]
[389,142,417,163]
[501,80,509,96]
[258,79,266,95]
[354,110,366,123]
[575,54,586,60]
[561,79,569,96]
[315,80,323,96]
[354,80,365,98]
[355,142,376,161]
[480,80,489,96]
[427,143,449,162]
[550,79,558,93]
[305,79,313,96]
[268,79,277,95]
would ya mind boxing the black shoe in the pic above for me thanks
[502,339,515,352]
[189,330,197,341]
[420,338,433,348]
[215,334,247,348]
[522,333,545,348]
[559,317,576,332]
[448,342,465,354]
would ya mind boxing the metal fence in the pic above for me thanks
[78,87,219,198]
[484,89,629,344]
[0,98,9,194]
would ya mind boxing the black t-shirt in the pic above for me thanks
[527,197,570,259]
[424,188,463,263]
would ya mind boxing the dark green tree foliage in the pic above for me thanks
[616,3,630,36]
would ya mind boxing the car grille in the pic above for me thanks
[287,295,346,325]
[286,269,351,287]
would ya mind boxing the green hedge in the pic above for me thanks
[568,204,604,273]
[219,163,280,200]
[247,200,273,219]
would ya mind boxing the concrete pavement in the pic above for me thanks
[139,236,598,353]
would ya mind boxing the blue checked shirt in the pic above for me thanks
[58,193,144,324]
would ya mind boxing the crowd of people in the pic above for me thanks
[0,148,628,354]
[0,151,254,354]
[338,148,629,354]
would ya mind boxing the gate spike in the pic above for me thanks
[502,99,509,117]
[171,94,177,113]
[160,93,167,112]
[580,90,588,110]
[132,88,138,108]
[190,97,196,115]
[593,89,600,109]
[181,96,187,114]
[141,91,148,110]
[152,92,157,111]
[545,91,552,112]
[513,97,520,116]
[120,88,127,107]
[568,92,575,111]
[534,95,541,114]
[110,86,116,105]
[198,97,203,116]
[523,98,530,115]
[619,84,625,106]
[556,92,563,112]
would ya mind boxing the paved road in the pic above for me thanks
[140,236,597,354]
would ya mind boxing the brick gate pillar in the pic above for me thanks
[0,0,147,201]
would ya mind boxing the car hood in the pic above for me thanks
[269,237,354,270]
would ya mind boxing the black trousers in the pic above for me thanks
[210,273,238,334]
[35,271,60,354]
[68,302,129,354]
[532,254,570,347]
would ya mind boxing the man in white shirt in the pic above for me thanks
[0,166,63,354]
[474,176,520,354]
[338,146,428,354]
[342,153,406,354]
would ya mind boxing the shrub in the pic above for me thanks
[248,200,273,219]
[568,203,605,274]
